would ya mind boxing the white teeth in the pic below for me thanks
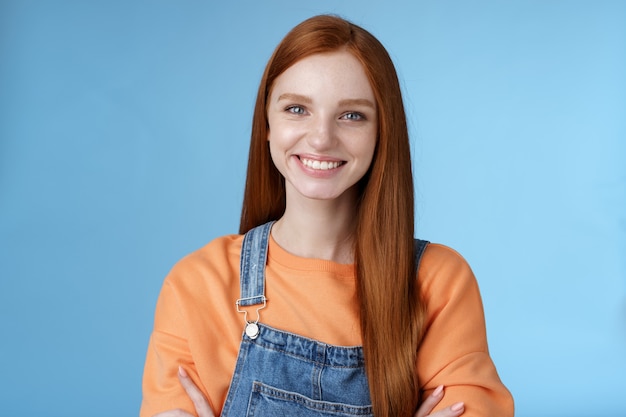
[301,158,342,170]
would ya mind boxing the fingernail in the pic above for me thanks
[432,385,444,397]
[451,402,464,412]
[178,365,188,378]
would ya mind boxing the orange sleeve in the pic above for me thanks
[140,276,204,417]
[139,235,245,417]
[417,244,514,416]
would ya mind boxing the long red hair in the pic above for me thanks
[239,15,423,417]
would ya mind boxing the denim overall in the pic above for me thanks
[221,221,429,416]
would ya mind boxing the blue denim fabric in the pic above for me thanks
[223,221,429,416]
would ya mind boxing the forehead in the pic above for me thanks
[269,50,375,102]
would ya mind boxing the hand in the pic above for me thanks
[415,385,464,417]
[152,366,216,417]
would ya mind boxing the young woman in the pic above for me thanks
[141,15,514,417]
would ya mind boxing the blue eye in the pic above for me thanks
[286,105,306,115]
[343,112,365,121]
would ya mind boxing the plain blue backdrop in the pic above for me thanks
[1,1,624,416]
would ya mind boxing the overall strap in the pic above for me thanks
[414,238,429,271]
[238,221,274,307]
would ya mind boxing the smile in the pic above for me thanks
[300,157,344,170]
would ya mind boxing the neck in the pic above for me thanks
[272,193,358,264]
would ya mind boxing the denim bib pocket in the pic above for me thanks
[247,381,374,417]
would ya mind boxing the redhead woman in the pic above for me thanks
[140,15,514,417]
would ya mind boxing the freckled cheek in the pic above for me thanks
[345,130,377,157]
[268,140,287,176]
[267,122,308,145]
[267,130,300,167]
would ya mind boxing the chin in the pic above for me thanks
[296,186,357,202]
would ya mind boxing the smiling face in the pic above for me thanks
[267,50,378,206]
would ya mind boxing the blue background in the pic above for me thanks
[1,1,624,416]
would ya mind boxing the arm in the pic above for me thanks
[165,368,465,417]
[417,244,514,417]
[140,277,210,417]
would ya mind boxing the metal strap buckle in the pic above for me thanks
[235,296,267,339]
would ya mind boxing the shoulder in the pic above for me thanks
[175,233,243,269]
[418,242,481,307]
[164,233,244,292]
[420,242,472,273]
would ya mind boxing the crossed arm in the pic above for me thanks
[153,366,465,417]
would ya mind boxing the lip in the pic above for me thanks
[297,154,344,163]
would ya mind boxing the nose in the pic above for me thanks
[306,115,336,151]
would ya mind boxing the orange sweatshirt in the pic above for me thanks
[140,234,513,416]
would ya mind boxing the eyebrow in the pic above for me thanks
[338,98,376,109]
[277,93,313,104]
[276,93,376,109]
